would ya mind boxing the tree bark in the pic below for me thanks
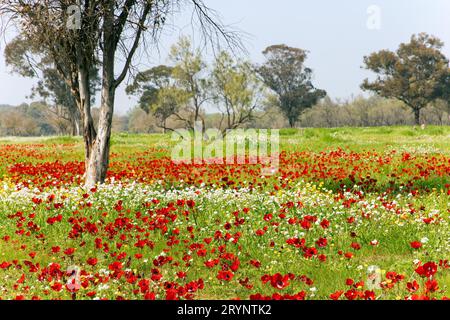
[73,118,81,136]
[413,108,421,125]
[84,1,115,187]
[70,108,81,136]
[78,63,97,170]
[85,87,114,186]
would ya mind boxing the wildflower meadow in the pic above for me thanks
[0,126,448,300]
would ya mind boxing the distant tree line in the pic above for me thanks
[0,102,127,136]
[2,33,450,137]
[1,93,449,137]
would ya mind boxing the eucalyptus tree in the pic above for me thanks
[1,0,239,186]
[362,33,450,125]
[4,35,100,135]
[258,44,326,127]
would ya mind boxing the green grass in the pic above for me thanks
[2,125,450,153]
[0,126,449,300]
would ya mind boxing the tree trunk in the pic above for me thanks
[85,88,114,186]
[70,111,81,136]
[84,1,115,187]
[288,118,295,128]
[78,64,96,172]
[74,118,80,136]
[414,108,421,125]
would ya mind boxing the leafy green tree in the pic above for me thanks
[362,33,450,125]
[211,51,264,134]
[128,37,211,132]
[126,65,174,113]
[169,36,210,130]
[4,35,100,136]
[258,44,326,127]
[126,65,188,132]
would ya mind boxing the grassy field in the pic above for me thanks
[0,126,449,300]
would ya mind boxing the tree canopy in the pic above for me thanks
[258,44,326,127]
[361,33,450,125]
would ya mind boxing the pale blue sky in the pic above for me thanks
[1,0,449,114]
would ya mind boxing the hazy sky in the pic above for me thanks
[1,0,449,114]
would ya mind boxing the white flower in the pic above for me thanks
[98,284,110,291]
[420,237,429,244]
